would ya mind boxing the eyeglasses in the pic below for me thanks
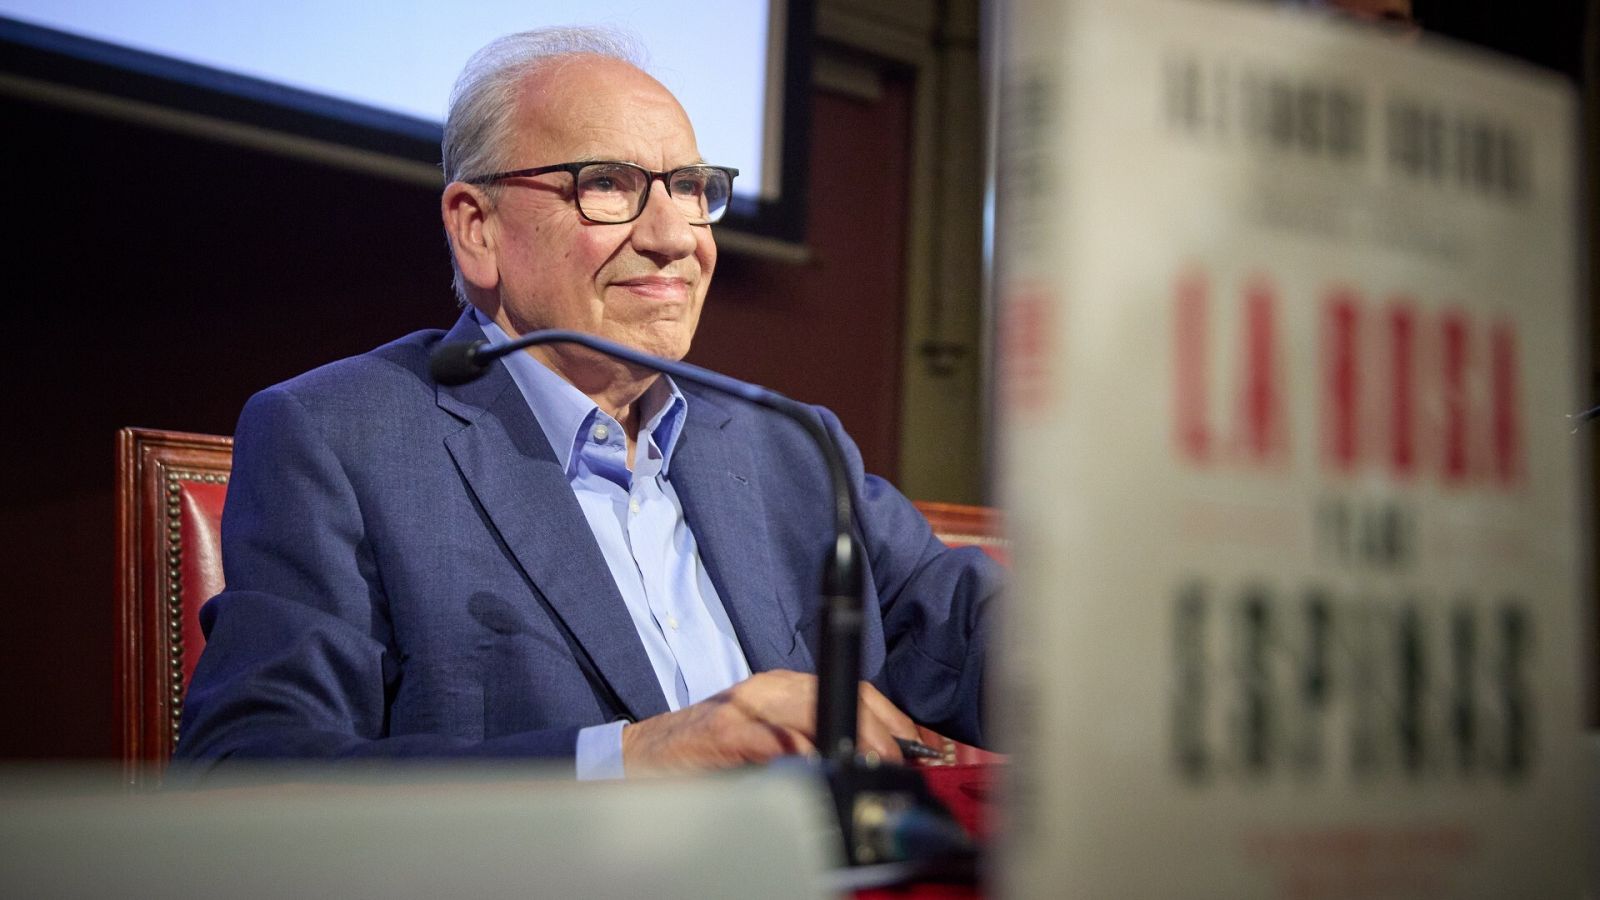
[464,161,739,225]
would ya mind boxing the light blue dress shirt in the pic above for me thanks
[474,312,754,778]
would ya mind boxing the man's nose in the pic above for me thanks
[629,180,699,259]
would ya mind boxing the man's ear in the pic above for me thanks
[441,181,499,291]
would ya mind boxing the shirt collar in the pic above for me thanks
[472,308,689,477]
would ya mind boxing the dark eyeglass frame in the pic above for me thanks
[463,161,740,225]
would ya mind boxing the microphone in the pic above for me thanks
[430,329,864,763]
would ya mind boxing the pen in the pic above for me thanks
[896,736,944,761]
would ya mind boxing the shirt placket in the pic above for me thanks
[629,448,704,704]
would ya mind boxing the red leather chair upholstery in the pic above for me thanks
[913,500,1007,564]
[116,427,232,783]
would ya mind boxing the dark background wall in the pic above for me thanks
[0,59,916,758]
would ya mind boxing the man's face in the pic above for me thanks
[481,56,717,378]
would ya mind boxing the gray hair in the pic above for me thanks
[442,27,648,304]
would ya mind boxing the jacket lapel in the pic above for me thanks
[434,314,670,721]
[670,391,814,674]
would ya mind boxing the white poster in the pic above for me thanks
[996,0,1585,896]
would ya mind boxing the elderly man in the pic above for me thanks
[176,28,999,777]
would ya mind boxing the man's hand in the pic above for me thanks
[619,670,918,775]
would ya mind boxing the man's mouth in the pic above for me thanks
[612,276,690,300]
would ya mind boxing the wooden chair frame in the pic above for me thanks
[116,427,233,782]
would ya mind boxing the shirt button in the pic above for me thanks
[666,616,679,630]
[591,423,609,442]
[629,499,641,514]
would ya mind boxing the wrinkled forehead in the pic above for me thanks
[511,55,702,166]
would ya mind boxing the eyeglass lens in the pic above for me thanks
[574,163,732,224]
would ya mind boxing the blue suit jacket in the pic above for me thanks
[176,313,999,771]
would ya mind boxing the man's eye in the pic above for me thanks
[579,165,639,194]
[671,176,707,197]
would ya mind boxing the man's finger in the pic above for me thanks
[853,707,907,764]
[857,681,918,740]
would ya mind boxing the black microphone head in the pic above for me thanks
[430,340,491,385]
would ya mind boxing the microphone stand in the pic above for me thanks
[432,330,970,868]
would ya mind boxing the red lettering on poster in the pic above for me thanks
[1239,276,1287,464]
[1001,283,1056,413]
[1171,267,1524,492]
[1174,267,1211,462]
[1441,310,1471,484]
[1324,290,1361,471]
[1388,303,1418,479]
